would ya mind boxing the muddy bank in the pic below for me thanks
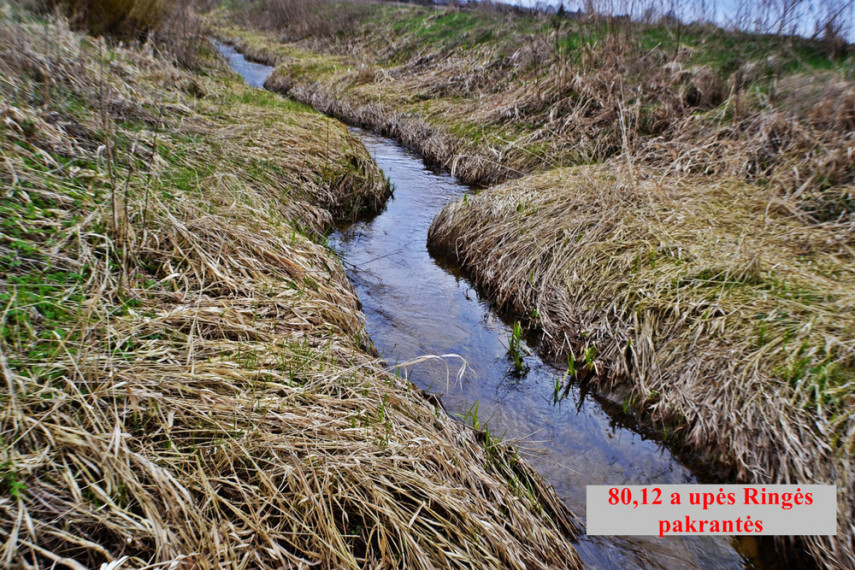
[0,11,583,569]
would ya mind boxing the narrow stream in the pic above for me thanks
[218,42,767,570]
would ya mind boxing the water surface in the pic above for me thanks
[331,131,753,570]
[216,41,272,88]
[219,42,767,570]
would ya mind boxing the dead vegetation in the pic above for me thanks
[234,0,372,43]
[0,8,583,569]
[428,166,855,567]
[214,3,854,221]
[212,2,855,567]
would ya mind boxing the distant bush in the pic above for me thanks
[243,0,370,40]
[38,0,167,40]
[31,0,206,68]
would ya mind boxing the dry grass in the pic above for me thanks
[235,0,372,44]
[161,3,855,566]
[214,5,855,221]
[428,164,855,568]
[0,9,582,569]
[212,22,530,185]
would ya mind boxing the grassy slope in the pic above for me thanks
[0,8,584,569]
[218,4,854,217]
[215,3,855,567]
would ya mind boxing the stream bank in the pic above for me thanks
[213,15,855,567]
[0,9,588,566]
[217,44,771,569]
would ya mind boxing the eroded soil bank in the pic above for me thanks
[213,4,854,567]
[0,8,583,568]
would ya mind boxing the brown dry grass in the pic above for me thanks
[212,23,526,185]
[213,6,855,221]
[428,164,855,568]
[0,9,582,569]
[191,4,855,566]
[235,0,372,44]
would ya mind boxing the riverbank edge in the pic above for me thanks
[211,30,518,186]
[211,22,853,569]
[0,10,585,568]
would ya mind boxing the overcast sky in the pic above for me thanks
[497,0,854,40]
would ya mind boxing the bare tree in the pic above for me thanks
[758,0,809,35]
[811,0,854,57]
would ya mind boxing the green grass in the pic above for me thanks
[635,21,855,76]
[401,11,487,46]
[227,86,315,113]
[506,320,527,375]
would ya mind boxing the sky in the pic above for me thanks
[494,0,854,40]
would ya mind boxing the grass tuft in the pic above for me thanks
[428,165,855,568]
[0,10,582,569]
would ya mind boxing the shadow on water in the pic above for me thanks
[217,42,787,570]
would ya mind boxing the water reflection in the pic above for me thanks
[216,42,763,570]
[331,130,750,569]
